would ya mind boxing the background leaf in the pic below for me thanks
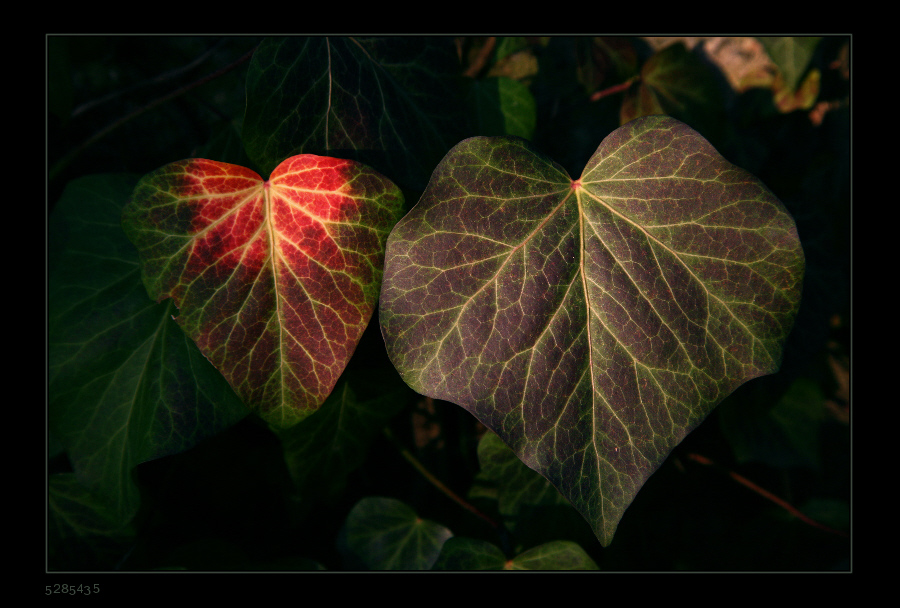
[431,537,508,569]
[464,76,537,139]
[242,37,468,191]
[758,37,822,92]
[122,156,403,428]
[472,431,595,548]
[379,115,805,545]
[341,497,453,570]
[48,174,248,524]
[274,371,407,501]
[432,537,598,570]
[48,473,136,570]
[620,41,727,144]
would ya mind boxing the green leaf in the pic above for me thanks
[758,37,822,93]
[464,76,537,140]
[379,115,805,545]
[477,431,571,519]
[719,376,827,469]
[48,175,248,523]
[620,42,726,142]
[342,497,453,570]
[274,375,407,500]
[432,537,508,569]
[432,537,598,570]
[122,155,403,428]
[242,36,467,190]
[509,540,598,570]
[48,474,135,570]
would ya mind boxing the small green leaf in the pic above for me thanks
[464,76,537,139]
[432,537,598,570]
[758,37,822,92]
[342,497,453,570]
[380,115,805,545]
[477,431,571,519]
[509,540,598,570]
[620,42,726,142]
[432,537,507,570]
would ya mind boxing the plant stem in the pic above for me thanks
[589,76,638,102]
[462,37,497,78]
[383,426,499,529]
[686,452,849,539]
[49,43,258,182]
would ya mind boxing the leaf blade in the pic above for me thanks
[123,155,403,427]
[379,116,804,544]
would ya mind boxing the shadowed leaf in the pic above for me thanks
[342,497,452,570]
[242,36,467,190]
[48,174,249,524]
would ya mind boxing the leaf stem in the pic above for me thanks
[686,452,849,539]
[49,43,259,182]
[382,426,499,529]
[589,75,638,102]
[462,37,497,78]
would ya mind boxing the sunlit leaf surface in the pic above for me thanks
[123,155,403,428]
[380,115,805,544]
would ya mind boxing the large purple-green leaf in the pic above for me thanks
[379,115,805,545]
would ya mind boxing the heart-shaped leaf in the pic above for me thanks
[342,497,453,570]
[123,155,403,428]
[379,115,804,545]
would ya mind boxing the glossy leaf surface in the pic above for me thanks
[123,155,403,428]
[380,115,805,545]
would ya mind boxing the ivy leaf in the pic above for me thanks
[464,76,537,140]
[275,373,407,500]
[242,37,467,190]
[49,175,248,524]
[341,497,453,570]
[48,474,135,571]
[758,37,822,93]
[379,115,805,545]
[122,155,403,428]
[432,537,598,570]
[620,42,726,143]
[477,431,571,519]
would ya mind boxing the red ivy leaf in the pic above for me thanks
[123,155,403,428]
